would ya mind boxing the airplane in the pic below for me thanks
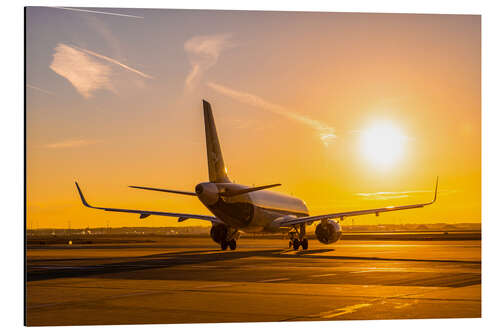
[75,100,438,251]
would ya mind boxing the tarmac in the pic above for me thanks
[26,237,481,326]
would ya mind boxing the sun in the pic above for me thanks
[359,121,407,169]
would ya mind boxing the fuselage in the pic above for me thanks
[196,182,308,233]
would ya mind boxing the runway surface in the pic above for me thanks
[26,238,481,326]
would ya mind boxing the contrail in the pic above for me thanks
[45,139,100,149]
[53,7,144,19]
[72,45,153,79]
[26,84,54,95]
[207,82,336,146]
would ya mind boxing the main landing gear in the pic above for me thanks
[289,238,308,250]
[213,226,239,251]
[288,224,308,250]
[221,239,237,250]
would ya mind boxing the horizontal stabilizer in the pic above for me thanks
[129,185,196,196]
[221,184,281,197]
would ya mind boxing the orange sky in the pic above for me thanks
[26,9,480,229]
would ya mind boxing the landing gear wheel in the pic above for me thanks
[229,239,237,250]
[293,238,300,250]
[301,238,309,250]
[288,241,292,248]
[221,240,228,251]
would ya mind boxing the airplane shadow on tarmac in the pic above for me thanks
[27,248,333,282]
[27,247,479,282]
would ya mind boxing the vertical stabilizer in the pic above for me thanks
[203,100,230,183]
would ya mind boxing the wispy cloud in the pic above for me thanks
[357,190,432,197]
[26,84,54,95]
[356,191,420,200]
[45,139,100,149]
[54,7,144,19]
[184,34,232,90]
[50,43,153,98]
[50,43,114,98]
[356,189,454,200]
[207,82,337,146]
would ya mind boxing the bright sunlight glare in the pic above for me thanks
[359,121,408,169]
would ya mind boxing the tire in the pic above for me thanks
[293,239,300,250]
[229,239,237,250]
[221,240,228,250]
[301,238,309,250]
[288,241,292,248]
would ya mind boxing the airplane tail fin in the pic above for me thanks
[203,100,230,183]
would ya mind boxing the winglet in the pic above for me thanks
[75,182,92,208]
[433,176,439,203]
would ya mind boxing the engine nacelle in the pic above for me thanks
[210,223,228,244]
[315,219,342,244]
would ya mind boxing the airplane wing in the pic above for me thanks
[279,177,439,227]
[75,182,219,223]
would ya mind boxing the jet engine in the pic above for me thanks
[195,182,220,205]
[210,223,228,244]
[315,219,342,244]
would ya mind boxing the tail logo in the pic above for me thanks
[211,151,220,165]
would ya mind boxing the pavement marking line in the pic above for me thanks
[394,302,413,309]
[318,303,373,319]
[350,268,408,274]
[311,273,337,277]
[28,303,62,310]
[104,290,165,300]
[350,270,377,274]
[195,283,233,289]
[28,290,165,310]
[258,278,290,283]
